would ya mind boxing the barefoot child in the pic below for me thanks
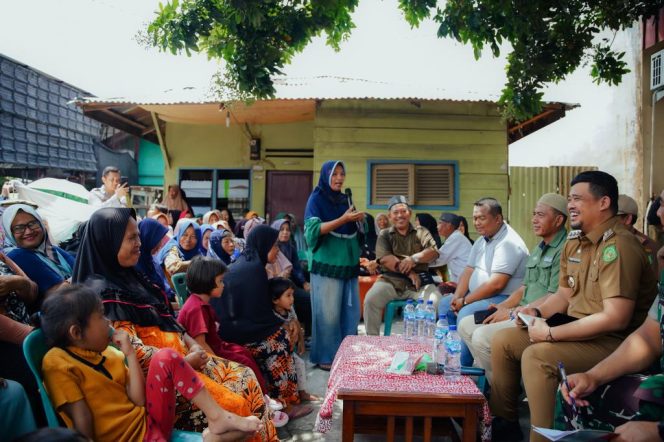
[178,256,287,426]
[268,278,318,403]
[38,285,262,442]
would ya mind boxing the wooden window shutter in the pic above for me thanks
[414,164,454,206]
[371,164,414,205]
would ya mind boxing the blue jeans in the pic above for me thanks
[438,293,509,366]
[309,274,360,365]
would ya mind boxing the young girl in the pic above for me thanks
[268,278,318,403]
[178,257,287,426]
[39,285,262,442]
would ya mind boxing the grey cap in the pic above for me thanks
[617,194,638,216]
[388,195,409,210]
[537,193,568,216]
[439,212,461,228]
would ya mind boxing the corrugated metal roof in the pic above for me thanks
[0,54,99,171]
[73,75,505,106]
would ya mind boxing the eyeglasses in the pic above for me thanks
[11,220,42,235]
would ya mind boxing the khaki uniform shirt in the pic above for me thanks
[632,229,659,278]
[376,224,438,292]
[559,217,658,338]
[520,227,567,306]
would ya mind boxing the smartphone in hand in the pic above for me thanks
[517,312,538,328]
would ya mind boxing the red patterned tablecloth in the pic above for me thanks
[314,335,491,441]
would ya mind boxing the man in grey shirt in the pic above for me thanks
[437,197,529,366]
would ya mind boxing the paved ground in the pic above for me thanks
[276,319,531,441]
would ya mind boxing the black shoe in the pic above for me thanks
[491,416,523,442]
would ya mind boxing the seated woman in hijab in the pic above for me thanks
[2,204,74,299]
[212,225,311,419]
[273,212,307,256]
[0,251,44,425]
[72,208,277,440]
[200,224,214,255]
[157,219,202,279]
[202,210,222,226]
[136,218,175,300]
[207,229,236,266]
[270,219,312,338]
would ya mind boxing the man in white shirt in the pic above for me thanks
[437,197,529,366]
[88,166,128,208]
[429,213,472,284]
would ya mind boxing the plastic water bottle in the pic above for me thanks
[433,314,449,373]
[444,324,461,381]
[415,298,426,340]
[403,299,416,340]
[425,300,437,340]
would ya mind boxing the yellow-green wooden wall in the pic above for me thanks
[313,100,509,239]
[163,120,314,211]
[160,99,510,239]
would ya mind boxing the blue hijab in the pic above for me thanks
[199,224,213,254]
[304,160,356,235]
[156,219,201,264]
[136,218,170,291]
[207,228,233,265]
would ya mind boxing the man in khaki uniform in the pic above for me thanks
[489,171,658,442]
[617,194,659,277]
[363,195,439,336]
[458,193,568,382]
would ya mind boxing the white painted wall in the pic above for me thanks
[509,27,643,201]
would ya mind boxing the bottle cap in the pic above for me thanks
[427,300,433,304]
[449,325,457,331]
[438,314,446,319]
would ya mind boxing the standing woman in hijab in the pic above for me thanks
[2,204,75,299]
[212,225,306,415]
[304,161,364,370]
[72,208,277,440]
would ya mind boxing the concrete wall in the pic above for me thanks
[163,120,314,211]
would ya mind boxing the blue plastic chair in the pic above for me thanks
[171,272,189,306]
[382,299,408,336]
[22,329,202,441]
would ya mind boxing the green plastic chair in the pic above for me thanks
[22,329,60,428]
[382,299,409,336]
[22,329,202,441]
[171,272,189,306]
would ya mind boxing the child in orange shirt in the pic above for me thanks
[39,285,261,442]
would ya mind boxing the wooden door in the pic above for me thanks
[265,171,313,227]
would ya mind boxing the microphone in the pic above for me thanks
[345,188,364,234]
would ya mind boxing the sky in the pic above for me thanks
[0,0,642,182]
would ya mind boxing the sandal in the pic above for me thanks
[299,391,321,402]
[317,363,332,371]
[264,395,283,411]
[271,410,289,428]
[286,404,314,420]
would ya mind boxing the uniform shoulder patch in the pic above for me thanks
[602,229,615,242]
[567,230,582,239]
[602,244,618,263]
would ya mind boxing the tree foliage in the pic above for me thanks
[147,0,662,121]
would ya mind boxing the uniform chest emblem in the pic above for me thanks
[568,276,575,288]
[602,244,618,263]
